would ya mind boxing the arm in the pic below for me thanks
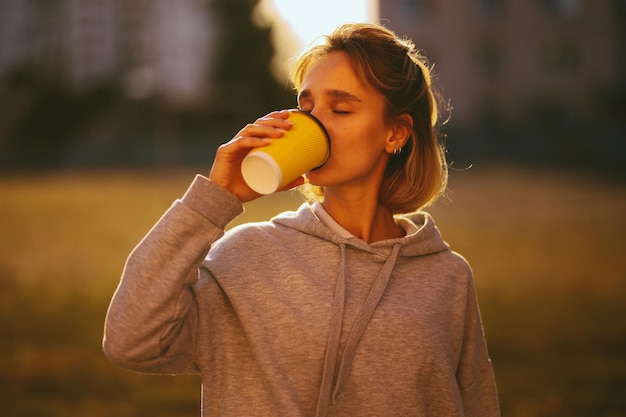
[457,274,501,417]
[103,176,242,374]
[103,110,301,374]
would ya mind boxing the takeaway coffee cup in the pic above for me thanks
[241,110,330,195]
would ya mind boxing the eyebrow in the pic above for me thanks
[298,88,362,103]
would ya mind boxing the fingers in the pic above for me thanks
[234,110,294,140]
[280,175,306,191]
[219,136,272,157]
[208,110,295,203]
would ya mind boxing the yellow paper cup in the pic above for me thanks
[241,110,330,194]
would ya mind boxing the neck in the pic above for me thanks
[321,190,404,243]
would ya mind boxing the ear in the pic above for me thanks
[385,113,413,154]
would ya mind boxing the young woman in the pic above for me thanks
[104,23,500,416]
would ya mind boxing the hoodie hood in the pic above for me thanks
[271,203,450,258]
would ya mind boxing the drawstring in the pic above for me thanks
[315,243,402,416]
[332,243,401,401]
[315,244,347,417]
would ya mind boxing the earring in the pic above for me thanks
[393,147,402,155]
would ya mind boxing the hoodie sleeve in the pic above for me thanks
[457,273,501,417]
[102,175,243,374]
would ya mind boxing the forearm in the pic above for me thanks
[103,175,243,374]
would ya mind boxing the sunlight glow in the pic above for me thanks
[269,0,374,46]
[256,0,377,80]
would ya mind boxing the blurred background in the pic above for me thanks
[0,0,624,416]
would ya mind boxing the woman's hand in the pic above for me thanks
[209,110,305,203]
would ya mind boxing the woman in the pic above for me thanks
[104,23,500,416]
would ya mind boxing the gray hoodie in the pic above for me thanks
[104,175,500,417]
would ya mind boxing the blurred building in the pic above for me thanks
[379,0,620,126]
[0,0,215,106]
[0,0,33,76]
[3,0,619,124]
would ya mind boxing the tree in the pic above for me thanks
[208,0,294,121]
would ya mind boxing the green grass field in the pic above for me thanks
[1,166,624,416]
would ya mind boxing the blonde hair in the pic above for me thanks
[290,23,448,214]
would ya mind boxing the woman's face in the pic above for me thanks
[297,51,395,193]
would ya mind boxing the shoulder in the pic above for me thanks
[440,249,473,275]
[211,204,312,251]
[401,249,473,284]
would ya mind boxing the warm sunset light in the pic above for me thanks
[256,0,377,79]
[268,0,375,45]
